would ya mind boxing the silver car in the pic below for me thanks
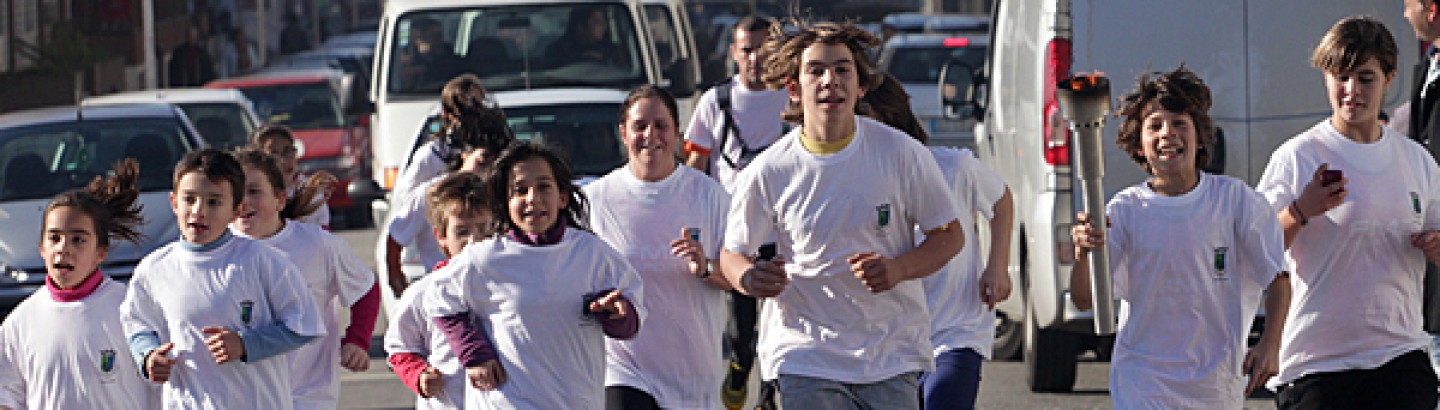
[0,104,203,309]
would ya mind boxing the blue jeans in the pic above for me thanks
[776,372,921,410]
[919,348,983,410]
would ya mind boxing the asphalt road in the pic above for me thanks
[333,228,1284,409]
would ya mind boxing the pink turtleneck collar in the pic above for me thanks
[47,269,105,302]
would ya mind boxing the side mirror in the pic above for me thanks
[348,178,386,204]
[940,59,985,120]
[666,56,697,98]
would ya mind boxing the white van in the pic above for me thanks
[950,0,1415,392]
[365,0,700,194]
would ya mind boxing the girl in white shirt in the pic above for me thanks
[1257,17,1440,408]
[424,141,646,410]
[251,125,331,228]
[0,159,157,410]
[229,149,381,410]
[586,85,733,409]
[1070,66,1291,409]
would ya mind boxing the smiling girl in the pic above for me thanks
[0,160,157,410]
[229,149,380,410]
[424,141,646,409]
[1069,66,1291,409]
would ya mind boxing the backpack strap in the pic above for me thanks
[715,82,748,170]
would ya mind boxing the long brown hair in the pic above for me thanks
[437,74,514,171]
[43,159,146,250]
[486,141,589,234]
[231,148,335,220]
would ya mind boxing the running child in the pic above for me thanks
[1070,66,1290,408]
[0,160,157,410]
[251,125,331,228]
[120,149,326,410]
[384,73,512,297]
[385,171,493,410]
[228,149,380,410]
[860,72,1014,410]
[424,141,646,409]
[585,85,732,409]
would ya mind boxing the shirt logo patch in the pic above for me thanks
[1213,247,1229,281]
[1413,192,1423,215]
[240,300,255,328]
[98,349,118,383]
[876,204,891,228]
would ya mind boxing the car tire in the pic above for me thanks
[1024,300,1078,392]
[992,310,1023,360]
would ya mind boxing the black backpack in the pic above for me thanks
[713,82,783,171]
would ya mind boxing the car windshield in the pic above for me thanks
[235,83,345,130]
[887,44,987,84]
[387,3,646,96]
[0,118,194,201]
[177,102,256,150]
[412,103,624,177]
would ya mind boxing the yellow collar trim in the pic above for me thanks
[800,131,856,155]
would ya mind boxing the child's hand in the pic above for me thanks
[1294,163,1348,222]
[419,366,446,397]
[740,260,788,297]
[201,326,245,364]
[849,252,906,293]
[670,229,708,278]
[1242,334,1282,396]
[145,343,177,383]
[1071,212,1111,260]
[979,264,1012,310]
[388,272,410,299]
[588,290,630,320]
[466,359,507,390]
[340,343,369,372]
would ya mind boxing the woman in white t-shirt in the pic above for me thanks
[1070,66,1291,409]
[229,149,381,410]
[1257,17,1440,409]
[0,160,158,410]
[585,85,733,409]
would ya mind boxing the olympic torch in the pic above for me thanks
[1056,74,1117,335]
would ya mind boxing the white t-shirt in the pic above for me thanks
[234,222,376,410]
[385,274,465,410]
[120,237,327,410]
[387,176,448,272]
[921,147,1007,359]
[684,76,792,193]
[0,277,159,410]
[393,140,448,206]
[724,116,960,383]
[585,165,730,409]
[424,229,647,410]
[1101,173,1285,408]
[1257,121,1440,389]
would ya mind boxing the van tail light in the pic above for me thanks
[383,167,399,190]
[1043,37,1073,166]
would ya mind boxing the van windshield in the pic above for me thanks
[388,4,647,96]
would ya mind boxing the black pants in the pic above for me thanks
[1276,349,1438,410]
[606,385,660,410]
[729,290,758,385]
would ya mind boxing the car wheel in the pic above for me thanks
[1024,299,1079,392]
[992,310,1023,360]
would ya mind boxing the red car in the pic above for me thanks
[207,69,374,228]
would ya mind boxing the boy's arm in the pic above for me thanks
[981,188,1015,309]
[433,315,496,367]
[236,324,318,362]
[1244,272,1291,395]
[851,220,963,293]
[385,236,409,297]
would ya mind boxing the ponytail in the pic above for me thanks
[44,159,147,249]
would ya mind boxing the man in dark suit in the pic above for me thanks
[1405,0,1440,348]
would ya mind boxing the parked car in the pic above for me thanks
[362,87,629,316]
[82,88,261,150]
[207,69,375,228]
[878,33,988,149]
[946,0,1416,392]
[367,0,700,198]
[0,103,203,309]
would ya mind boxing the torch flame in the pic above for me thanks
[1069,71,1107,91]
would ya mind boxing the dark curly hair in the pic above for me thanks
[43,159,147,250]
[485,141,589,235]
[436,74,514,171]
[1114,65,1216,174]
[762,20,883,123]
